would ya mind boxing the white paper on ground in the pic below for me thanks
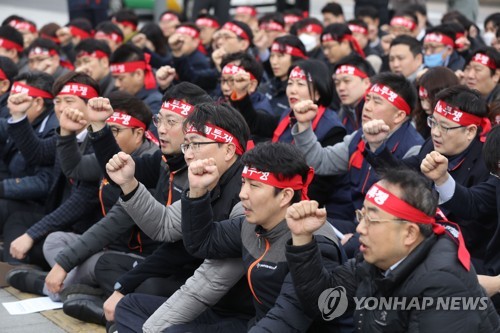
[2,297,63,315]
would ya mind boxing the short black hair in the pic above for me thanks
[405,4,427,17]
[110,43,145,63]
[289,59,333,107]
[0,55,19,88]
[259,13,285,29]
[220,51,264,83]
[1,15,26,27]
[290,17,323,36]
[347,19,368,33]
[355,6,379,20]
[162,82,212,105]
[0,25,24,54]
[140,22,168,57]
[13,71,55,108]
[95,21,124,40]
[52,71,101,100]
[392,10,418,27]
[226,20,253,44]
[377,167,438,236]
[390,35,423,57]
[27,37,61,56]
[334,53,376,77]
[435,85,487,118]
[272,34,307,62]
[485,13,500,31]
[466,47,500,76]
[483,125,500,174]
[113,9,138,28]
[321,2,344,16]
[441,11,474,31]
[184,102,250,155]
[67,18,93,35]
[108,91,152,130]
[372,72,417,111]
[74,38,112,58]
[241,142,311,204]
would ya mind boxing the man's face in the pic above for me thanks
[362,90,401,128]
[423,42,452,60]
[334,73,370,106]
[95,34,120,52]
[322,40,351,64]
[323,13,344,26]
[20,30,38,48]
[112,71,143,95]
[352,31,368,49]
[28,54,59,75]
[430,112,474,156]
[155,109,185,155]
[269,52,292,79]
[389,44,422,78]
[464,62,499,97]
[360,16,379,42]
[75,55,109,82]
[159,18,180,38]
[53,94,87,120]
[198,25,217,46]
[183,132,228,175]
[0,47,17,62]
[109,122,143,154]
[239,178,284,226]
[356,182,410,271]
[213,29,246,53]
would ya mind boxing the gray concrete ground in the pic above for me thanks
[0,288,66,333]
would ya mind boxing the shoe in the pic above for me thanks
[59,283,104,302]
[6,266,46,295]
[63,294,106,326]
[0,262,19,287]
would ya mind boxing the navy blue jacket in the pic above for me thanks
[172,50,219,93]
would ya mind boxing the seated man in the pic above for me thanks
[176,142,350,332]
[285,167,500,332]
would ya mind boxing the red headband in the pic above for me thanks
[161,99,194,118]
[76,50,108,59]
[11,82,53,99]
[424,33,454,48]
[348,24,368,36]
[57,82,99,99]
[221,64,256,80]
[434,100,491,141]
[69,25,92,39]
[106,111,146,130]
[260,21,285,32]
[221,22,249,41]
[186,123,244,155]
[235,6,257,17]
[175,26,199,38]
[242,165,315,200]
[271,42,307,59]
[369,83,411,115]
[298,24,323,35]
[196,18,220,29]
[110,54,156,90]
[335,64,368,79]
[419,86,428,99]
[0,37,23,52]
[289,66,311,82]
[365,183,470,271]
[285,15,302,25]
[10,20,37,33]
[161,13,178,22]
[0,69,6,81]
[390,16,416,31]
[471,53,497,70]
[29,46,58,58]
[321,33,365,58]
[114,19,137,31]
[95,31,123,44]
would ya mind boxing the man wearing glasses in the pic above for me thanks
[285,167,499,332]
[364,85,492,272]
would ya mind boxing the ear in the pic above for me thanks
[279,187,295,208]
[403,222,422,247]
[0,80,10,94]
[224,142,237,162]
[361,77,371,90]
[415,52,423,65]
[492,69,500,84]
[465,124,478,140]
[248,79,258,94]
[134,127,145,142]
[134,68,145,81]
[393,107,409,125]
[239,39,250,51]
[100,57,110,68]
[33,97,45,113]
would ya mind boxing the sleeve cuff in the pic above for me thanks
[435,175,456,204]
[120,183,140,201]
[8,115,28,124]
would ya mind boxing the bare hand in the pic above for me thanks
[87,97,114,131]
[232,70,251,99]
[286,200,327,246]
[293,100,318,130]
[253,29,269,51]
[45,263,67,294]
[56,27,72,46]
[103,291,124,321]
[10,233,34,260]
[8,93,34,119]
[420,151,449,185]
[106,152,138,193]
[156,65,176,90]
[363,119,390,151]
[188,158,219,198]
[60,108,87,135]
[132,33,148,49]
[168,33,185,56]
[211,48,226,72]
